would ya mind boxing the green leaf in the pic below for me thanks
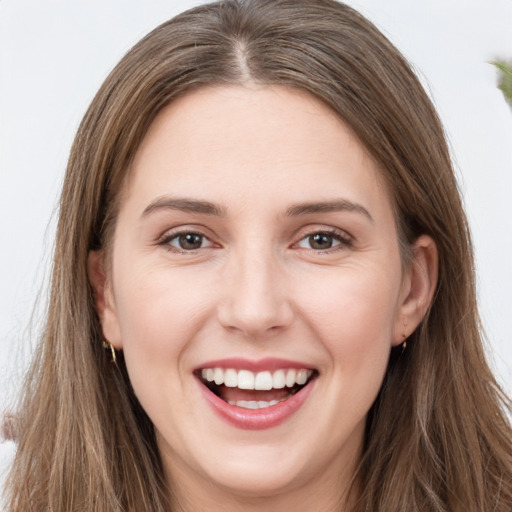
[490,59,512,106]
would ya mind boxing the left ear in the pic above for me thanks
[88,250,123,350]
[393,234,438,345]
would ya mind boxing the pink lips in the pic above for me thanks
[195,358,316,430]
[196,357,314,372]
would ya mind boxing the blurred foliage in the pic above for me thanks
[491,59,512,106]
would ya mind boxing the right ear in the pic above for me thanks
[87,250,122,349]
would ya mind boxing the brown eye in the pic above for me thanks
[308,233,334,250]
[180,233,203,249]
[296,230,350,252]
[168,232,207,251]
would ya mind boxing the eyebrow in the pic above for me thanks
[142,196,226,217]
[141,196,372,222]
[285,199,373,222]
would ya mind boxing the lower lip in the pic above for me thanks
[198,378,315,430]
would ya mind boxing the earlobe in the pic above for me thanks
[393,235,438,345]
[87,251,122,349]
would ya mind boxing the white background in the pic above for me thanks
[1,0,511,459]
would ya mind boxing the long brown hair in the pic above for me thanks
[6,1,512,510]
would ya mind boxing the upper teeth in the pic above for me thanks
[200,368,313,390]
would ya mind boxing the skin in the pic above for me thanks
[90,85,437,511]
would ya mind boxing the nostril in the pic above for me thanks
[216,263,294,336]
[217,300,294,338]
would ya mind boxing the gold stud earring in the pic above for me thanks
[401,318,408,352]
[401,332,407,352]
[103,341,117,364]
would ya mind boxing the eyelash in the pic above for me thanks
[157,229,215,253]
[157,227,353,254]
[295,228,353,252]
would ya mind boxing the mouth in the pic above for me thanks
[195,367,318,410]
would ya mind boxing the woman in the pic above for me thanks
[4,0,512,510]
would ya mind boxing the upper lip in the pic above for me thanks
[195,357,316,372]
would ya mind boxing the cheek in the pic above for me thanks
[112,266,215,374]
[285,265,401,458]
[298,264,400,374]
[111,268,218,429]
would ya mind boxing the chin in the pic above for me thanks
[201,453,312,499]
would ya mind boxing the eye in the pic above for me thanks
[164,232,213,251]
[296,231,351,251]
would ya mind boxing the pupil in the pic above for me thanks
[310,233,332,250]
[179,233,202,249]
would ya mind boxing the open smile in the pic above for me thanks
[194,359,318,429]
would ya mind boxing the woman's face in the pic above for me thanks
[94,86,431,506]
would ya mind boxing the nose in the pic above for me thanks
[217,247,294,339]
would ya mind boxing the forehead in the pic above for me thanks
[122,85,392,219]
